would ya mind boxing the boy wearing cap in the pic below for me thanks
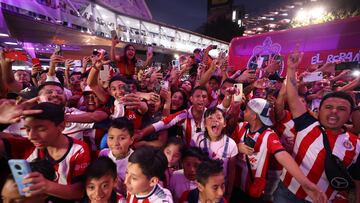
[0,102,91,202]
[231,98,327,203]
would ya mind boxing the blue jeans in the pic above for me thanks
[273,182,311,203]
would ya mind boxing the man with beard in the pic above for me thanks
[273,47,360,203]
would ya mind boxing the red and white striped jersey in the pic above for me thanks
[233,122,285,193]
[3,136,91,185]
[62,107,95,140]
[152,106,205,146]
[274,110,296,148]
[280,112,360,202]
[126,184,173,203]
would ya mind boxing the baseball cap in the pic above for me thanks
[247,98,273,126]
[82,85,94,95]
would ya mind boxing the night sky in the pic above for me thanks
[146,0,287,31]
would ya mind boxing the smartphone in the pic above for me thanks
[249,60,258,70]
[233,83,243,102]
[335,62,359,71]
[32,58,40,66]
[123,84,131,94]
[136,60,144,68]
[160,81,169,90]
[147,46,153,55]
[110,30,118,39]
[256,56,265,68]
[8,159,32,196]
[303,71,323,82]
[54,45,62,56]
[73,59,82,67]
[172,60,180,70]
[274,55,283,63]
[244,135,256,148]
[4,51,28,61]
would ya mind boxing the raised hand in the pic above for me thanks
[287,45,304,70]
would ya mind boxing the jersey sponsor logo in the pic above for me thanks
[331,176,349,189]
[74,163,88,171]
[343,140,354,151]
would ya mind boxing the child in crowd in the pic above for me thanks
[191,107,238,199]
[99,118,134,194]
[163,137,185,188]
[125,146,173,203]
[169,146,209,202]
[82,156,125,203]
[163,137,185,173]
[179,159,227,203]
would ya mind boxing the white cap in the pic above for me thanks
[247,98,273,126]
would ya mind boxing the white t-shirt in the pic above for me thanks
[127,184,173,203]
[191,133,238,177]
[169,169,197,202]
[99,148,133,182]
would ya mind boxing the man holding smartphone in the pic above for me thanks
[231,98,326,203]
[0,102,91,202]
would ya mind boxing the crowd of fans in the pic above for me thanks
[0,36,359,203]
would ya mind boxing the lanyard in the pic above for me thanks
[203,135,229,159]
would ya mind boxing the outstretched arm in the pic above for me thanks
[286,46,307,119]
[275,151,327,203]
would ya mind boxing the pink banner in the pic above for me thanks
[228,16,360,76]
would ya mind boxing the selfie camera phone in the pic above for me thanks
[302,71,323,83]
[160,81,169,90]
[54,45,62,56]
[110,30,118,39]
[233,83,243,102]
[172,60,180,70]
[32,58,40,66]
[73,60,82,67]
[8,159,32,196]
[147,46,153,55]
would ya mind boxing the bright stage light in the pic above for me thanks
[353,70,360,77]
[295,9,308,21]
[310,7,325,19]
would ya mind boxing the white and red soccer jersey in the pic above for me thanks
[274,110,296,151]
[3,136,91,185]
[169,169,197,201]
[126,184,173,203]
[233,122,285,194]
[280,112,360,202]
[63,107,95,140]
[99,148,133,182]
[110,101,143,129]
[152,106,205,146]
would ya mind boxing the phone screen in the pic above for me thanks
[233,83,243,102]
[32,58,40,65]
[111,30,118,39]
[73,60,82,67]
